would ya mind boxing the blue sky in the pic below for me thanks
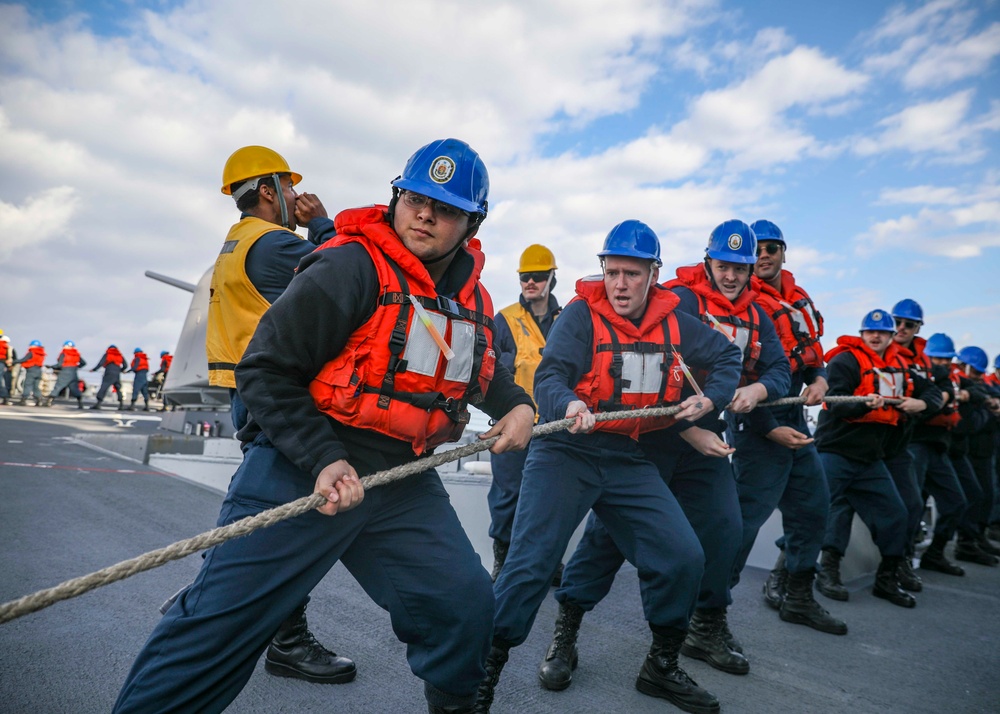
[1,0,998,373]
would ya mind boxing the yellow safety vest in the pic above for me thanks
[498,302,549,406]
[207,216,302,387]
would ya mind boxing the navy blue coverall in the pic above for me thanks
[728,357,829,581]
[113,240,533,713]
[536,290,748,630]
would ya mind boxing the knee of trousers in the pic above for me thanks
[438,564,495,643]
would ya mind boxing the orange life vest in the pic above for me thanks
[0,342,8,361]
[104,347,125,368]
[23,345,46,368]
[571,279,684,439]
[985,373,999,388]
[925,363,962,429]
[308,206,497,456]
[750,271,823,372]
[896,336,932,381]
[161,354,173,372]
[665,265,762,385]
[132,352,149,372]
[61,347,82,368]
[824,336,912,426]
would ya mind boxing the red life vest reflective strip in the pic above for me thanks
[61,347,82,368]
[666,265,761,385]
[308,206,496,455]
[23,346,46,368]
[824,336,912,426]
[750,272,823,373]
[104,347,124,368]
[132,352,149,372]
[571,279,684,439]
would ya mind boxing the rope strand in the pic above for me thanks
[0,394,896,625]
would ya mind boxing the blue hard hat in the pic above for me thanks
[161,350,169,357]
[29,339,42,347]
[860,309,895,332]
[750,219,785,246]
[134,347,142,354]
[598,220,662,266]
[923,333,956,358]
[109,344,117,349]
[391,138,489,216]
[706,220,757,264]
[891,298,923,323]
[995,353,1000,371]
[957,346,988,373]
[64,340,75,347]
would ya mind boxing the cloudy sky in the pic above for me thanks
[1,0,998,375]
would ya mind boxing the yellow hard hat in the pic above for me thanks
[518,244,557,273]
[221,146,302,195]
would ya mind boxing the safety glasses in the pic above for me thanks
[894,318,919,330]
[400,191,469,221]
[756,243,782,256]
[519,271,551,283]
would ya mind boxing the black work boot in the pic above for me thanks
[780,570,848,635]
[490,539,509,583]
[680,608,749,675]
[117,399,125,411]
[920,534,965,576]
[977,532,1000,556]
[637,625,720,713]
[473,641,511,714]
[816,549,849,601]
[264,604,356,683]
[126,402,136,411]
[763,549,788,611]
[872,556,917,608]
[89,400,103,410]
[897,556,923,592]
[955,535,999,566]
[538,602,585,691]
[76,398,83,410]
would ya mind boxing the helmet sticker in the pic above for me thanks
[872,311,883,321]
[429,156,456,184]
[727,233,743,250]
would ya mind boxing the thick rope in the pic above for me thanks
[0,394,896,625]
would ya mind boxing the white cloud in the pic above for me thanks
[853,91,1000,161]
[670,46,869,170]
[863,1,999,89]
[0,187,79,259]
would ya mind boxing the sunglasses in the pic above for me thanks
[894,318,919,330]
[400,191,469,221]
[756,243,782,256]
[519,271,551,283]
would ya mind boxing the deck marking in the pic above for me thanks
[0,461,164,476]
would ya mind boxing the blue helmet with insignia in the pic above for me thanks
[957,346,988,373]
[134,347,143,354]
[891,298,923,323]
[29,339,42,347]
[64,340,75,347]
[750,219,785,246]
[706,220,757,264]
[391,138,489,217]
[161,350,169,357]
[924,333,956,359]
[598,220,662,266]
[860,309,895,333]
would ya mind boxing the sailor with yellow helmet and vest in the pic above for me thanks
[488,243,562,580]
[174,146,354,686]
[114,139,535,714]
[207,145,335,424]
